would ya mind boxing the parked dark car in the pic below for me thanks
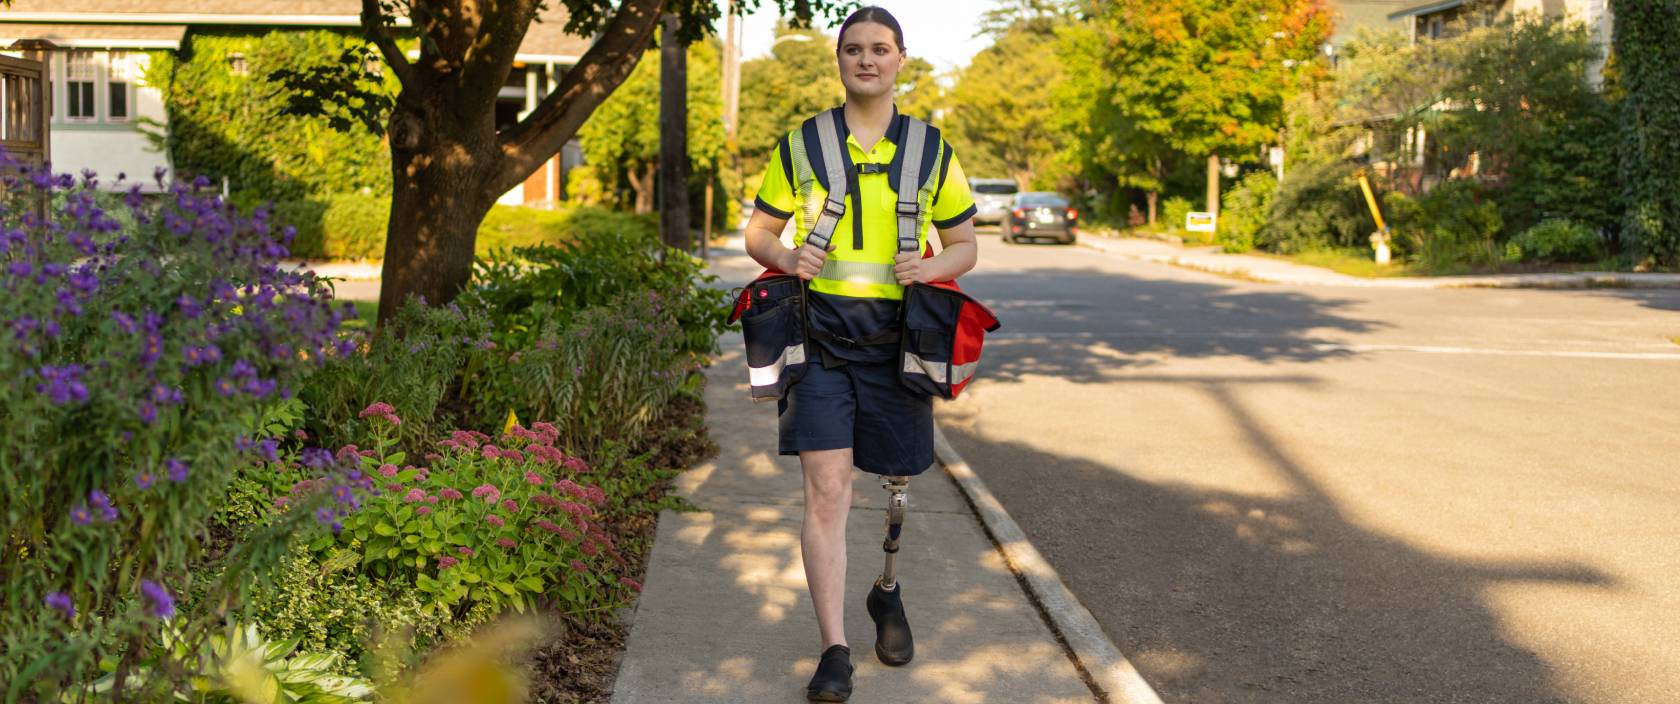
[970,178,1019,226]
[1004,192,1077,244]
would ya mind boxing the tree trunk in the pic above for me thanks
[630,163,655,213]
[1206,154,1220,218]
[659,13,691,251]
[376,103,498,325]
[1146,190,1158,226]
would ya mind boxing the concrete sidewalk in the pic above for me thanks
[1079,235,1680,289]
[609,342,1095,703]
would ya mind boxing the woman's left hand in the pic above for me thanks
[893,252,930,285]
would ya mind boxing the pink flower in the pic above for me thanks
[438,439,460,450]
[560,501,594,521]
[499,448,525,463]
[563,457,589,473]
[532,422,559,444]
[555,479,585,498]
[481,445,501,460]
[485,515,505,528]
[496,537,517,549]
[535,519,564,534]
[424,452,442,461]
[524,471,545,486]
[359,402,395,418]
[457,546,475,557]
[426,494,438,504]
[501,499,519,513]
[449,431,480,450]
[619,577,642,592]
[581,542,600,557]
[439,487,464,501]
[335,445,360,463]
[272,496,289,509]
[359,449,377,458]
[417,506,432,516]
[403,488,426,503]
[385,482,404,492]
[378,463,398,477]
[558,527,580,542]
[471,484,501,504]
[570,560,588,573]
[584,486,606,505]
[437,556,459,570]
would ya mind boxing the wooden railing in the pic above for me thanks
[0,53,49,170]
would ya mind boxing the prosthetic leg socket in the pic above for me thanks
[869,477,914,666]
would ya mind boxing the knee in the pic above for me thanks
[807,476,851,513]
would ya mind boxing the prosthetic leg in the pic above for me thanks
[866,476,915,666]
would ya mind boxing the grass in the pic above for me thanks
[1672,336,1680,347]
[344,299,379,330]
[1251,248,1418,278]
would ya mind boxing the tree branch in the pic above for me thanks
[361,0,415,87]
[493,0,667,194]
[458,0,541,112]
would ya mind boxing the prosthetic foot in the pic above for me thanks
[868,477,915,666]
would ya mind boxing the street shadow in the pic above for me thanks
[1589,288,1680,313]
[953,265,1385,385]
[939,373,1613,704]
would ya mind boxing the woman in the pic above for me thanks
[742,6,979,701]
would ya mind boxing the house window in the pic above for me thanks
[228,52,248,76]
[107,51,131,121]
[66,50,97,120]
[1428,17,1444,39]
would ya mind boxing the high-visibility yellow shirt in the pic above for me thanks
[754,111,977,303]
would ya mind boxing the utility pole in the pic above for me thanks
[659,13,691,251]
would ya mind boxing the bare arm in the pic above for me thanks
[744,208,831,279]
[894,218,979,285]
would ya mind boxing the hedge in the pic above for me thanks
[274,194,657,261]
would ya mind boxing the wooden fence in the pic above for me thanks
[0,53,49,169]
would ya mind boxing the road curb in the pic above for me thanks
[933,424,1165,704]
[1076,238,1680,289]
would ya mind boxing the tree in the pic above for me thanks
[1057,0,1332,219]
[947,25,1063,187]
[894,56,945,126]
[288,0,850,323]
[1613,0,1680,267]
[738,22,843,184]
[580,39,726,215]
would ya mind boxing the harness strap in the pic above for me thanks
[807,109,849,252]
[808,326,902,349]
[895,118,927,254]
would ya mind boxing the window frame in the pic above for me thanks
[105,51,134,122]
[53,49,141,124]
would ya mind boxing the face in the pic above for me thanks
[837,21,905,99]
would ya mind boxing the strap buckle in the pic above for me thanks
[821,197,847,220]
[895,201,919,217]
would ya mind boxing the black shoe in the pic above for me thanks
[867,581,914,666]
[806,644,853,702]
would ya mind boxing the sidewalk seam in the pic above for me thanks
[933,424,1165,704]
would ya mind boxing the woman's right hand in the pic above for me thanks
[786,242,834,281]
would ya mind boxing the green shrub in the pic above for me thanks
[1161,196,1193,232]
[1386,180,1506,273]
[1219,171,1278,253]
[298,298,494,455]
[0,171,352,697]
[1260,159,1371,253]
[1508,219,1605,263]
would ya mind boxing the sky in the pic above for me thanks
[734,1,992,73]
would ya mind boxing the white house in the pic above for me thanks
[1,0,589,205]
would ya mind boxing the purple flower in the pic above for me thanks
[70,504,93,526]
[230,359,256,378]
[214,377,237,397]
[111,310,137,334]
[257,438,279,463]
[8,261,29,278]
[45,592,75,619]
[138,401,157,425]
[165,458,188,482]
[135,469,156,490]
[300,448,334,469]
[175,294,201,319]
[139,579,174,618]
[332,484,358,507]
[88,490,117,522]
[235,436,254,451]
[34,365,89,405]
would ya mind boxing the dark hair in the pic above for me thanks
[837,6,905,53]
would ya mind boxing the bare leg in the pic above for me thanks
[800,448,854,650]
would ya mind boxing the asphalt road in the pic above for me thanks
[934,230,1680,704]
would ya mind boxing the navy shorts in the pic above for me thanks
[778,358,934,477]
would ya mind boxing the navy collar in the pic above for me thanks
[835,103,907,149]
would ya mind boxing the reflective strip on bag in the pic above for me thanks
[901,351,980,386]
[750,343,807,387]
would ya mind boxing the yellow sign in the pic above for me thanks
[502,408,520,434]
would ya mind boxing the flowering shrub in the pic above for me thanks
[0,163,360,696]
[471,289,703,454]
